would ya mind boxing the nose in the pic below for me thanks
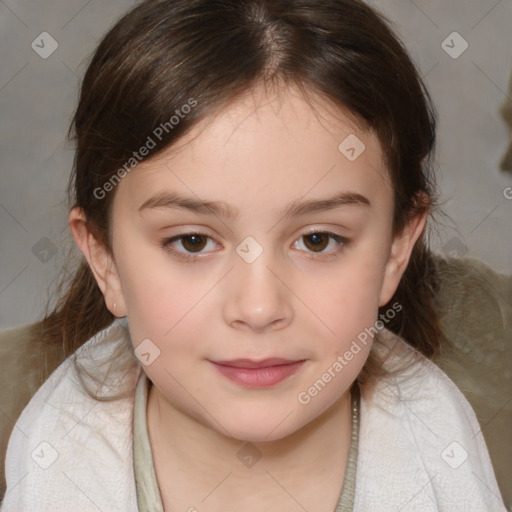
[222,252,293,333]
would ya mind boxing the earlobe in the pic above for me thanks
[378,209,428,307]
[68,207,127,317]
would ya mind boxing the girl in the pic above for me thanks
[1,0,507,510]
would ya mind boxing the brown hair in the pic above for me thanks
[40,0,441,394]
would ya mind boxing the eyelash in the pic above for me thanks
[160,230,349,262]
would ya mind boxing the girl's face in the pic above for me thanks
[79,85,425,442]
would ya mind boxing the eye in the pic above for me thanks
[161,232,219,261]
[292,231,348,259]
[161,230,349,262]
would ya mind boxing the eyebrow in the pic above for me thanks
[138,191,371,219]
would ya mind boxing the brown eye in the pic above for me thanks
[303,232,329,252]
[181,234,208,252]
[292,231,348,259]
[161,232,219,260]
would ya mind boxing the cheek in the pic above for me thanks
[118,257,210,394]
[310,255,385,337]
[115,244,208,343]
[295,250,389,396]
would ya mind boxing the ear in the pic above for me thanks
[378,206,428,307]
[68,207,127,317]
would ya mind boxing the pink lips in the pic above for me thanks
[210,358,305,387]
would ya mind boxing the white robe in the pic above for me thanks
[1,319,507,511]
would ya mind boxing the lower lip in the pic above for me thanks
[211,361,305,387]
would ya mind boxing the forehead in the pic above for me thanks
[114,84,392,217]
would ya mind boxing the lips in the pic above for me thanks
[213,358,300,369]
[210,358,305,387]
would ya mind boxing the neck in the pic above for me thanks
[146,381,353,509]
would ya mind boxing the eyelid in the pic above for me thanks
[160,228,350,262]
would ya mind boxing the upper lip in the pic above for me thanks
[211,358,303,369]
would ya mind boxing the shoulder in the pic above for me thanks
[354,329,507,512]
[2,319,141,512]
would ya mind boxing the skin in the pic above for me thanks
[70,84,427,511]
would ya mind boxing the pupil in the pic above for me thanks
[189,235,202,245]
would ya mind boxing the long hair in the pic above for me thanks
[40,0,441,395]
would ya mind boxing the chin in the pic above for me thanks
[226,424,294,444]
[214,408,307,445]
